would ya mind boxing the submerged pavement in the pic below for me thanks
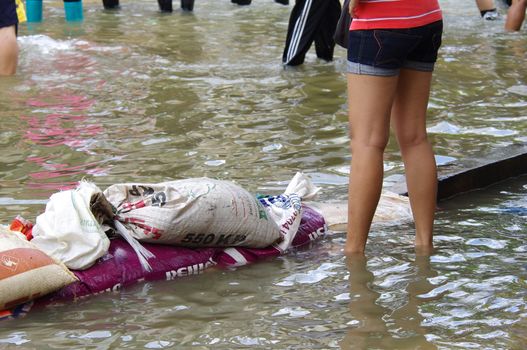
[389,142,527,201]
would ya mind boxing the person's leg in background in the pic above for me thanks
[313,0,340,62]
[0,25,18,76]
[283,0,314,65]
[0,0,20,76]
[475,0,500,20]
[283,0,336,66]
[505,0,526,31]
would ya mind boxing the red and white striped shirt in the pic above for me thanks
[350,0,442,30]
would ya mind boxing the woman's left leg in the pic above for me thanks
[391,68,437,250]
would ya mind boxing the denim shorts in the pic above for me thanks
[347,20,443,76]
[0,0,18,29]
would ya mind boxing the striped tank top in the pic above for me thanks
[350,0,442,30]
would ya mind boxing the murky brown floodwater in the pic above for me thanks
[0,0,526,348]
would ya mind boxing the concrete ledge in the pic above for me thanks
[389,143,527,201]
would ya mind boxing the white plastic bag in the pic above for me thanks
[260,172,320,252]
[31,181,111,270]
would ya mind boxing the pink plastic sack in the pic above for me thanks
[41,240,219,303]
[36,205,326,304]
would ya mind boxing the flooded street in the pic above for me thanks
[0,0,526,348]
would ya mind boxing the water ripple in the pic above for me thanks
[275,263,339,286]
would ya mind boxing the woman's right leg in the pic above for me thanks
[0,25,18,76]
[345,73,398,254]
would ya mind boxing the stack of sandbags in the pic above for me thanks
[5,172,325,312]
[35,204,327,304]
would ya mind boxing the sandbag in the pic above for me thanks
[307,191,413,231]
[103,178,282,248]
[31,181,112,270]
[41,239,219,303]
[0,226,77,311]
[215,205,327,267]
[36,203,326,304]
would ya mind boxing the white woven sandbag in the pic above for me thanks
[104,178,282,248]
[31,181,111,270]
[307,191,413,232]
[0,226,77,311]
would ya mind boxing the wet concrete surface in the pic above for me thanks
[389,143,527,201]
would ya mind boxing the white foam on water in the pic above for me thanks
[465,238,507,249]
[271,306,310,317]
[507,85,527,97]
[275,262,339,287]
[0,333,30,345]
[19,35,77,55]
[78,331,112,339]
[428,121,517,137]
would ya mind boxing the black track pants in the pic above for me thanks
[282,0,341,66]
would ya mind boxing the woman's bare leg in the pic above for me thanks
[391,69,437,251]
[505,0,527,31]
[0,25,18,76]
[345,73,399,254]
[475,0,495,12]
